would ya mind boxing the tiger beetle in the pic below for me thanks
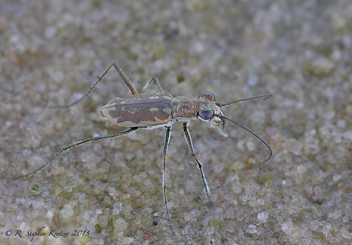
[14,62,272,235]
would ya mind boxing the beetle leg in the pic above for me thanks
[45,63,138,109]
[14,127,138,180]
[143,77,164,93]
[162,126,175,235]
[111,62,138,95]
[182,122,212,205]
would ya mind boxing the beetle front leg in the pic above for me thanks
[143,77,164,93]
[182,122,212,205]
[162,126,175,235]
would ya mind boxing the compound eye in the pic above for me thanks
[198,109,214,121]
[199,92,215,102]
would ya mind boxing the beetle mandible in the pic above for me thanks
[15,62,272,235]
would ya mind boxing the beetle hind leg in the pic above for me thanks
[44,63,138,109]
[14,127,138,180]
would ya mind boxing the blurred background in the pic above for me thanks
[1,0,351,244]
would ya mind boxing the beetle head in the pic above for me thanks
[196,92,272,163]
[196,92,224,127]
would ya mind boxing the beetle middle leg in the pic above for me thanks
[182,122,212,205]
[143,77,164,93]
[14,127,138,180]
[45,62,138,108]
[162,126,175,235]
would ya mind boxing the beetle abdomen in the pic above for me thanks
[99,93,173,127]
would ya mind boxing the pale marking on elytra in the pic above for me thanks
[162,107,171,114]
[113,116,122,124]
[149,107,159,112]
[103,101,116,107]
[121,107,140,114]
[104,106,117,112]
[149,95,159,99]
[102,110,120,124]
[120,97,142,104]
[163,95,172,100]
[100,107,119,122]
[118,120,155,126]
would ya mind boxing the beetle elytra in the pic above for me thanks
[15,63,272,235]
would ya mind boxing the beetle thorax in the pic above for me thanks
[171,96,197,121]
[171,96,221,123]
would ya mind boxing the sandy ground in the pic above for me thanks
[1,0,351,244]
